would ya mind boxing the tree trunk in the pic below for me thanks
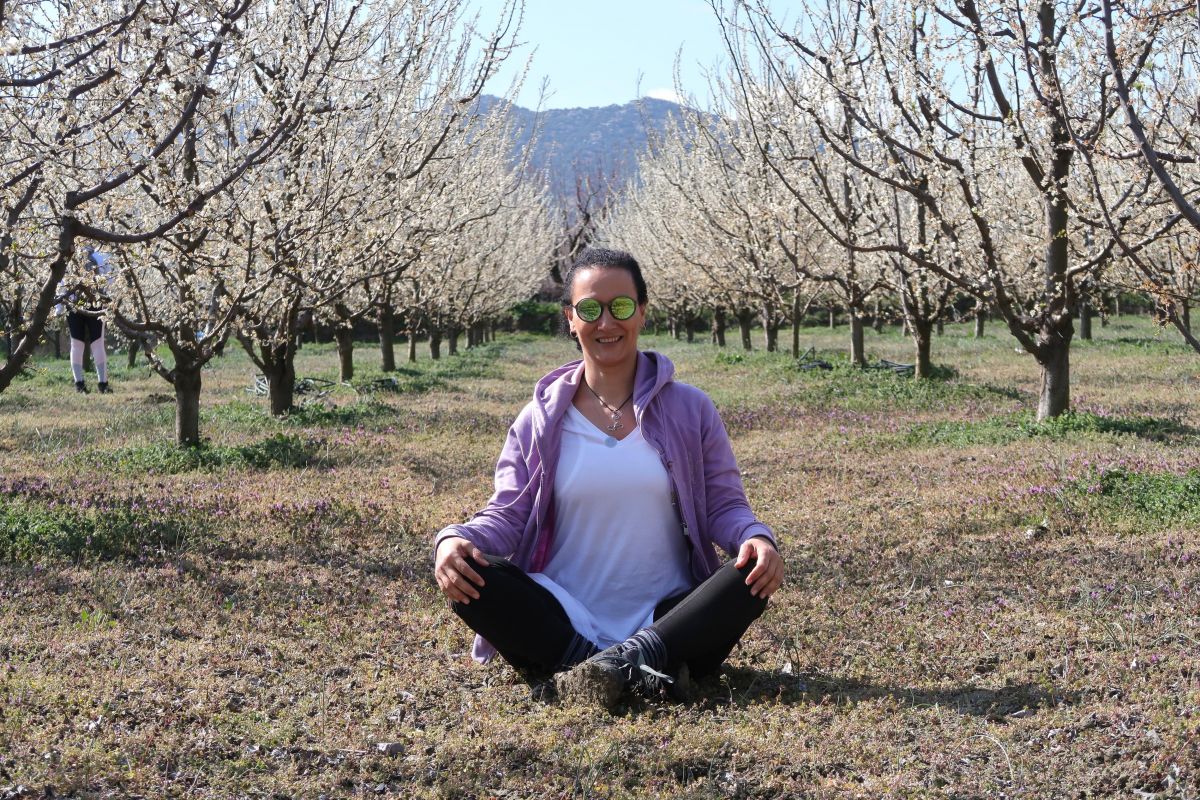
[1114,294,1121,317]
[828,304,836,329]
[685,320,695,343]
[0,223,76,395]
[335,326,354,382]
[4,296,21,361]
[762,304,778,352]
[174,363,203,447]
[378,305,396,372]
[912,320,933,379]
[52,328,62,359]
[764,321,778,352]
[792,294,802,357]
[448,327,460,355]
[263,346,297,417]
[408,333,417,363]
[872,299,884,333]
[974,311,986,338]
[737,310,753,351]
[241,317,302,418]
[1036,336,1071,421]
[712,308,726,347]
[429,329,442,360]
[850,312,866,367]
[1183,299,1192,334]
[127,341,139,368]
[936,317,944,336]
[1079,300,1093,341]
[1033,4,1074,422]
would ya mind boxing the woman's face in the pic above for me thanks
[564,266,646,369]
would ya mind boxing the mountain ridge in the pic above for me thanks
[479,94,688,202]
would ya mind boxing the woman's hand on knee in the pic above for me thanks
[434,537,490,604]
[735,536,784,599]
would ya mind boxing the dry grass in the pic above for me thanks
[1,318,1198,799]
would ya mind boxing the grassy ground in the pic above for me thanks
[1,318,1198,799]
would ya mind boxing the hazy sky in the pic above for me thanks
[475,0,729,109]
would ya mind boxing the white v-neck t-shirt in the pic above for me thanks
[529,405,694,648]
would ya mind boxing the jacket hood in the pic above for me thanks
[632,350,675,422]
[530,359,583,436]
[530,351,675,434]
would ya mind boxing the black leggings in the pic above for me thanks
[451,556,768,679]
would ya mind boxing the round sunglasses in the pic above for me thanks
[570,296,638,322]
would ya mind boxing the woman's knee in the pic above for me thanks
[448,555,522,617]
[726,559,769,613]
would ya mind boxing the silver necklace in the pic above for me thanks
[585,382,633,432]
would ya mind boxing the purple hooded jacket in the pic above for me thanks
[434,350,775,662]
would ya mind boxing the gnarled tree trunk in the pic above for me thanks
[1036,332,1072,421]
[711,308,726,347]
[737,309,753,351]
[173,363,203,447]
[0,220,77,395]
[240,311,300,418]
[762,302,778,352]
[792,294,802,357]
[265,351,297,417]
[335,330,354,382]
[378,304,396,372]
[850,311,866,368]
[912,320,934,379]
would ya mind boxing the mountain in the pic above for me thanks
[478,95,688,203]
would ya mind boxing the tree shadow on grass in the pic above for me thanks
[685,666,1073,722]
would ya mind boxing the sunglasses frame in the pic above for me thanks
[570,295,638,323]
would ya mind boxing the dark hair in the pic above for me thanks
[561,248,648,306]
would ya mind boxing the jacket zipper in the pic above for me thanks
[638,404,693,554]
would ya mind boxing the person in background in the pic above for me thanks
[58,247,113,394]
[433,248,784,708]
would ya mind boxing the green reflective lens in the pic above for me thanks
[573,296,637,323]
[575,298,603,322]
[609,296,636,320]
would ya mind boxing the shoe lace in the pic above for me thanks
[622,647,673,693]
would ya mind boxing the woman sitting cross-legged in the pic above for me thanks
[432,247,784,708]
